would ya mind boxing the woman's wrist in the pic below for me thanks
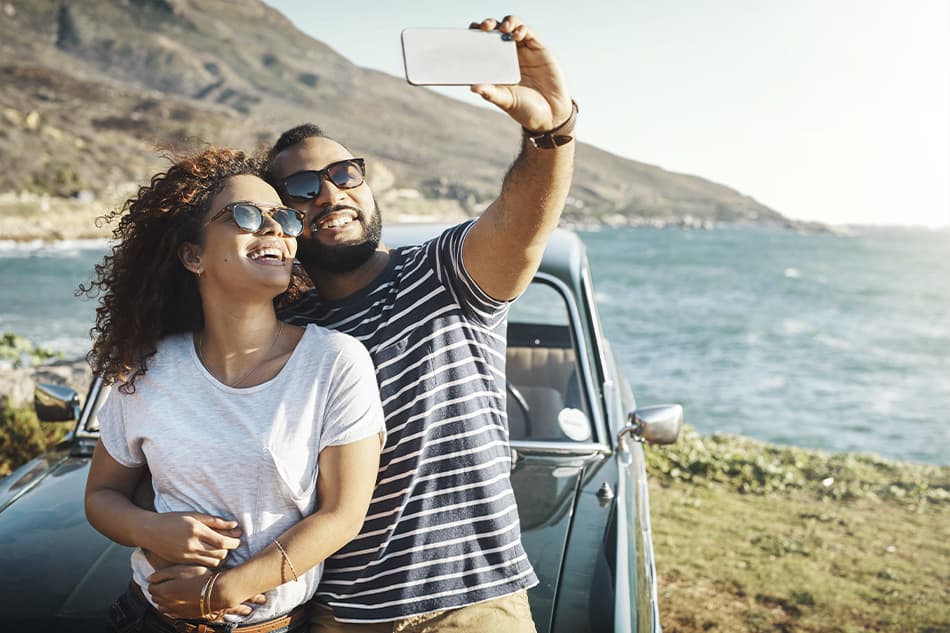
[211,567,244,609]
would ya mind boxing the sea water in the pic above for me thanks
[1,225,948,465]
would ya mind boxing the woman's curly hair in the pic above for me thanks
[81,147,307,393]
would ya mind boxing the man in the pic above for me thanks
[267,16,575,632]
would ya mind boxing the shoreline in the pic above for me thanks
[0,193,847,243]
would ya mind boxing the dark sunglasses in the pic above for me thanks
[280,158,366,201]
[204,202,305,237]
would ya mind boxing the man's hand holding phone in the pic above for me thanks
[401,16,573,140]
[467,16,573,136]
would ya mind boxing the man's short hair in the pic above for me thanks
[263,123,326,183]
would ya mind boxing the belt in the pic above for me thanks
[130,582,309,633]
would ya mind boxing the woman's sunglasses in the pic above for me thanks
[280,158,366,201]
[204,202,305,237]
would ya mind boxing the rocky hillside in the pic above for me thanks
[0,0,787,238]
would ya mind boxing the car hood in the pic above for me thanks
[0,446,601,630]
[0,452,131,626]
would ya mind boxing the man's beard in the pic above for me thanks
[296,204,382,274]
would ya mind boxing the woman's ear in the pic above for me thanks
[178,242,203,276]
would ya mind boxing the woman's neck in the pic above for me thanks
[196,297,286,388]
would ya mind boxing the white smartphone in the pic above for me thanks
[401,28,521,86]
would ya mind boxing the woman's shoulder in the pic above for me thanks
[144,333,195,379]
[110,332,194,397]
[153,331,194,361]
[294,323,371,367]
[297,323,364,351]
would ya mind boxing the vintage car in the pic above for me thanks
[0,225,681,632]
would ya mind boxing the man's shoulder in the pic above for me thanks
[389,220,476,255]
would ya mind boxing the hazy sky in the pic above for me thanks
[265,1,950,227]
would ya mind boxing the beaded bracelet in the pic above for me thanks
[274,538,300,582]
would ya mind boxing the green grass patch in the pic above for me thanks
[1,332,63,368]
[645,426,950,633]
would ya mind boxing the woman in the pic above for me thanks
[83,148,384,631]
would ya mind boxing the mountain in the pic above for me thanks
[0,0,787,237]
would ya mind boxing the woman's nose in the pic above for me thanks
[258,211,283,235]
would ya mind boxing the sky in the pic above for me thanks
[264,0,950,227]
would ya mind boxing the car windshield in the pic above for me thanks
[507,279,593,442]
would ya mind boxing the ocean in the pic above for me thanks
[1,225,948,465]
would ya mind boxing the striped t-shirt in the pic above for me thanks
[278,221,538,622]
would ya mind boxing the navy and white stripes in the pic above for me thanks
[279,221,537,622]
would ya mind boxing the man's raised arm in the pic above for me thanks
[462,15,576,301]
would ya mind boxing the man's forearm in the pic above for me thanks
[497,135,576,241]
[462,135,575,300]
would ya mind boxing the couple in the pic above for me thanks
[83,16,576,633]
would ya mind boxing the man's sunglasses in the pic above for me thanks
[204,202,305,237]
[280,158,366,201]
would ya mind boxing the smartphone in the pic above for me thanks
[401,28,521,86]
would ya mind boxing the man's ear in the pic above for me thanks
[178,242,203,276]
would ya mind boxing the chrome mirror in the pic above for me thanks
[616,404,683,452]
[34,383,80,423]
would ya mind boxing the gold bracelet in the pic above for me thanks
[274,538,300,582]
[204,572,221,620]
[198,573,215,620]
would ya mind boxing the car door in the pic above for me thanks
[614,431,661,633]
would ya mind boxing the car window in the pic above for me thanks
[84,381,109,433]
[507,281,592,442]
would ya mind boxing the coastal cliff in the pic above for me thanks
[0,0,788,242]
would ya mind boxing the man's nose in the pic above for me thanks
[311,175,347,207]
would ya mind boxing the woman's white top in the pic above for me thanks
[98,324,385,622]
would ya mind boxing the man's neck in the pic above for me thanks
[305,245,392,302]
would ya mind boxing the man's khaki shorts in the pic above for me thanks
[310,590,537,633]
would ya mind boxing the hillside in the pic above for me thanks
[0,0,787,239]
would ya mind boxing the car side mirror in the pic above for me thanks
[616,404,683,451]
[34,383,81,423]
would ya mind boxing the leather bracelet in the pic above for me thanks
[523,99,579,149]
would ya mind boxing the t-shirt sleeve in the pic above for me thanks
[319,336,387,450]
[96,386,146,468]
[429,220,511,328]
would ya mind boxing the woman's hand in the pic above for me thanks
[147,566,266,619]
[139,511,242,567]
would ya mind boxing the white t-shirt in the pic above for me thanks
[97,323,385,622]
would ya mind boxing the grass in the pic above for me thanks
[645,426,950,633]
